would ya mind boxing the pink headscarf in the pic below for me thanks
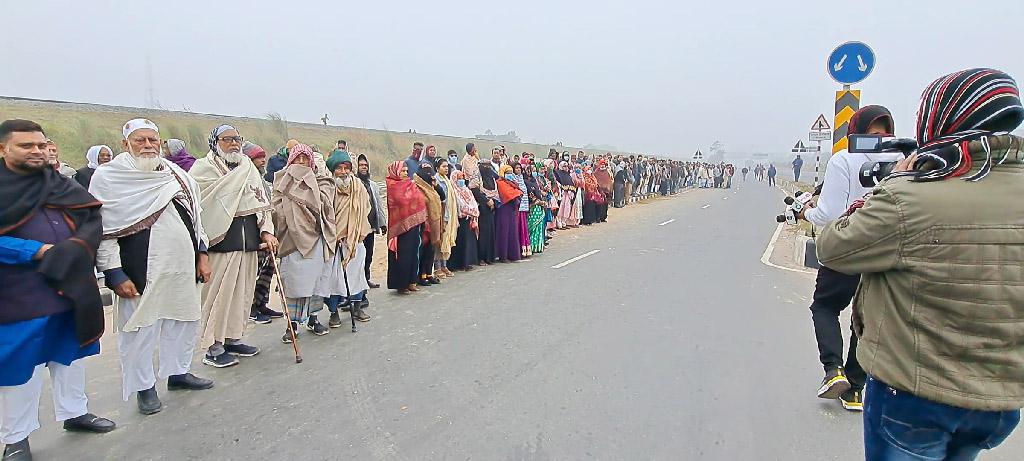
[288,143,315,171]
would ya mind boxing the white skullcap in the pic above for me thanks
[122,118,159,139]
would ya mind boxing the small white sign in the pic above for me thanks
[809,131,832,142]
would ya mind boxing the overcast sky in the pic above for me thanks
[3,0,1023,156]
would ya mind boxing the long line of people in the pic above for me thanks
[0,117,695,459]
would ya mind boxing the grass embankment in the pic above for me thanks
[0,97,628,176]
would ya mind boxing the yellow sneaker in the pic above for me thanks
[840,389,864,412]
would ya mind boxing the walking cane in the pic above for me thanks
[341,249,358,333]
[268,255,303,363]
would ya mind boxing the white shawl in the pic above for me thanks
[189,152,273,246]
[88,152,204,243]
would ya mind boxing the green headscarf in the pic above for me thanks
[326,149,352,172]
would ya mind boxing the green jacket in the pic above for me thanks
[817,134,1024,411]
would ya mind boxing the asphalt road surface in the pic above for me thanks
[24,179,1024,460]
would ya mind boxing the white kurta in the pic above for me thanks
[97,203,203,332]
[315,241,370,298]
[280,237,370,300]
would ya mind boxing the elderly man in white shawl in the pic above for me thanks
[189,124,277,368]
[89,119,214,416]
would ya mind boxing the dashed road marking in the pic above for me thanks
[658,219,676,226]
[552,250,601,269]
[701,205,711,209]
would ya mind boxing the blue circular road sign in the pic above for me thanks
[827,41,875,85]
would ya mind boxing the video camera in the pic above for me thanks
[852,135,919,187]
[775,191,813,225]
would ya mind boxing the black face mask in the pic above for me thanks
[417,167,434,182]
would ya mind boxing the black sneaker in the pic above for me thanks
[840,389,864,412]
[328,312,343,328]
[257,305,284,319]
[817,367,851,399]
[282,322,299,344]
[2,438,30,461]
[353,307,371,323]
[306,316,329,336]
[251,312,272,324]
[224,343,260,357]
[203,351,239,368]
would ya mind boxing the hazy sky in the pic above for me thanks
[3,0,1023,156]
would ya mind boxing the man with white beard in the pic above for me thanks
[89,119,215,415]
[189,125,277,368]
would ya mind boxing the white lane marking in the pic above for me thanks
[701,205,711,209]
[551,250,601,269]
[658,219,676,226]
[722,196,729,200]
[760,223,816,275]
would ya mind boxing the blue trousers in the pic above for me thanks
[864,377,1020,460]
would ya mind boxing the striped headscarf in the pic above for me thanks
[911,68,1024,182]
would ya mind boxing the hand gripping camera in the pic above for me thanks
[851,135,919,187]
[775,190,812,225]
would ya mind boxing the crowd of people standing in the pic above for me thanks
[0,117,698,460]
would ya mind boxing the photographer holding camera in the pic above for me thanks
[817,68,1024,460]
[795,105,902,411]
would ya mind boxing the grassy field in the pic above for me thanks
[0,97,629,175]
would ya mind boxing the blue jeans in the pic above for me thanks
[864,377,1020,460]
[325,291,366,314]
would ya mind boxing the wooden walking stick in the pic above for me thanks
[269,255,303,363]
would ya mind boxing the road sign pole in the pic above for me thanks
[814,140,822,187]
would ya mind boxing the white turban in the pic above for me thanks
[122,118,159,139]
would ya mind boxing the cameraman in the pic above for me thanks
[797,105,901,411]
[817,68,1024,460]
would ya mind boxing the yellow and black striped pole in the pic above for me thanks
[832,89,861,154]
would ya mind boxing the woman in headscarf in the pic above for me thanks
[272,143,338,341]
[433,158,459,278]
[511,163,531,258]
[413,162,444,286]
[386,160,427,293]
[162,139,196,171]
[493,165,522,262]
[525,162,547,255]
[594,160,614,223]
[75,145,113,189]
[473,159,499,265]
[571,164,585,226]
[446,169,479,271]
[540,160,558,235]
[581,165,600,225]
[554,161,576,229]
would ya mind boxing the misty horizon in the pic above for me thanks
[2,0,1022,156]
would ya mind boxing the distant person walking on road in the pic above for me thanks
[792,154,804,183]
[767,164,777,186]
[741,167,748,182]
